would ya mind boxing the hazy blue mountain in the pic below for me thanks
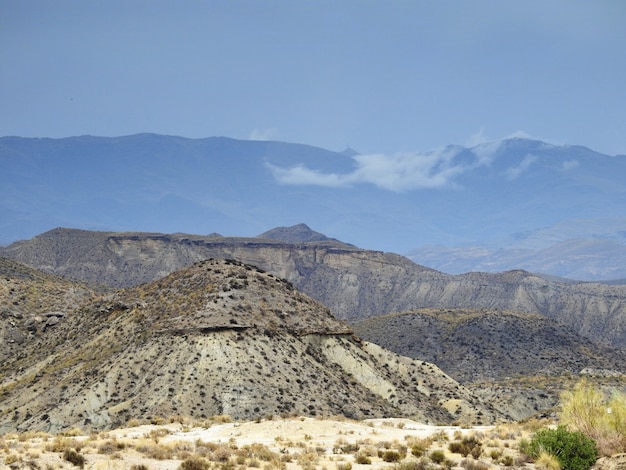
[2,134,625,280]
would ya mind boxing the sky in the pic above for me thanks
[2,0,626,156]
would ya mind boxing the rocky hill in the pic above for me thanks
[353,308,626,420]
[353,308,626,383]
[4,227,626,349]
[0,257,102,365]
[0,258,505,433]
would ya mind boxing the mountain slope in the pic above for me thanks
[4,228,626,348]
[0,257,102,365]
[353,308,626,383]
[0,259,504,433]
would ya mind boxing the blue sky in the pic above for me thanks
[2,0,625,156]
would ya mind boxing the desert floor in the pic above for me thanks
[1,417,532,470]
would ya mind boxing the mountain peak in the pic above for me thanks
[258,224,339,244]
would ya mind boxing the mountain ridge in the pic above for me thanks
[4,227,626,349]
[2,133,625,280]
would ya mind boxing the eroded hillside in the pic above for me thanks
[5,228,626,348]
[0,259,504,433]
[0,257,102,365]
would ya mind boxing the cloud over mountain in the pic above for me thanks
[268,146,480,191]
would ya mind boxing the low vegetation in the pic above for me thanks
[0,416,539,470]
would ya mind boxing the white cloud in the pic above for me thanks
[267,131,552,191]
[267,146,474,192]
[506,154,538,179]
[249,128,279,141]
[265,163,350,187]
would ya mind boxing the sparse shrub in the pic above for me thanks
[136,442,176,460]
[410,442,427,457]
[382,450,401,462]
[147,427,171,442]
[529,426,598,470]
[179,456,211,470]
[130,466,149,470]
[535,452,562,470]
[211,444,234,462]
[448,435,481,457]
[448,441,465,455]
[333,438,359,454]
[430,430,449,442]
[63,448,86,468]
[98,438,126,454]
[4,454,20,465]
[442,459,455,470]
[392,460,427,470]
[45,437,75,453]
[429,449,445,464]
[59,428,83,437]
[459,459,489,470]
[337,463,352,470]
[355,452,372,464]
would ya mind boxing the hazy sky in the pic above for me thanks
[2,0,625,155]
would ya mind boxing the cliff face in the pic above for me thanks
[5,229,626,348]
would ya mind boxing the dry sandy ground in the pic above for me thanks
[160,417,493,448]
[1,417,511,470]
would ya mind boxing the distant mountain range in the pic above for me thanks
[2,134,625,280]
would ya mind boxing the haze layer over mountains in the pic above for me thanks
[1,134,625,280]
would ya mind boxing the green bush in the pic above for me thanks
[529,426,598,470]
[429,450,445,464]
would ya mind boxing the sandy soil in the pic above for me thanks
[2,417,509,470]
